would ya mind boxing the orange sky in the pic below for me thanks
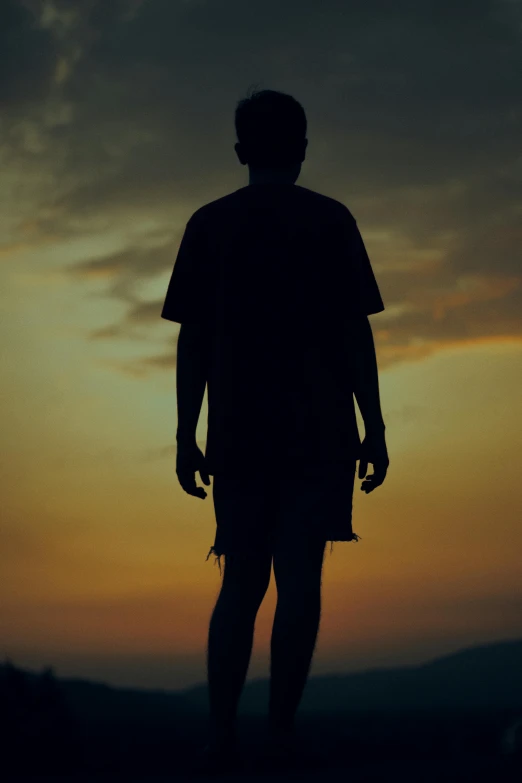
[1,0,521,691]
[2,273,521,688]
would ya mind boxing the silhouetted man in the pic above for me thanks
[161,87,389,773]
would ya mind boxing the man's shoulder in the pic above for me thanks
[190,190,245,218]
[295,185,354,219]
[189,186,355,223]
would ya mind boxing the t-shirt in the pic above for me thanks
[161,183,385,477]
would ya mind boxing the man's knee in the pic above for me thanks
[272,537,326,597]
[221,549,272,600]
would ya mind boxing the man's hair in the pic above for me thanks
[235,86,307,167]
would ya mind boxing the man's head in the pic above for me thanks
[234,88,308,182]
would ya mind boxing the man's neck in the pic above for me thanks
[248,168,297,185]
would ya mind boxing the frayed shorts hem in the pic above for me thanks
[205,533,361,576]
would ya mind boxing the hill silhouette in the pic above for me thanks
[1,638,521,779]
[179,636,522,714]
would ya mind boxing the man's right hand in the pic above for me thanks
[358,432,389,493]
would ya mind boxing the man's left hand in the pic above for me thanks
[176,439,211,499]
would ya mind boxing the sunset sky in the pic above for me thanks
[1,0,521,692]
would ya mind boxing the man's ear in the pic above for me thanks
[235,142,247,165]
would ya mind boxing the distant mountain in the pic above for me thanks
[179,637,522,715]
[3,637,522,722]
[56,677,193,723]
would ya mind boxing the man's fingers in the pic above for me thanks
[177,471,207,499]
[176,443,209,499]
[199,469,211,486]
[360,465,388,492]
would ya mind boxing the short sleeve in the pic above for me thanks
[339,212,385,317]
[161,211,213,325]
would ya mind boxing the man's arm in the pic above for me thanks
[175,323,209,444]
[346,315,386,437]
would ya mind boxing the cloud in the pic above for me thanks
[1,0,521,374]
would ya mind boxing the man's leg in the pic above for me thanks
[269,534,327,744]
[206,548,272,748]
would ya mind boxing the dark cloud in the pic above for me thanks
[2,0,521,373]
[0,2,54,108]
[70,238,178,283]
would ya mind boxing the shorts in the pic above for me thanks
[205,461,360,574]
